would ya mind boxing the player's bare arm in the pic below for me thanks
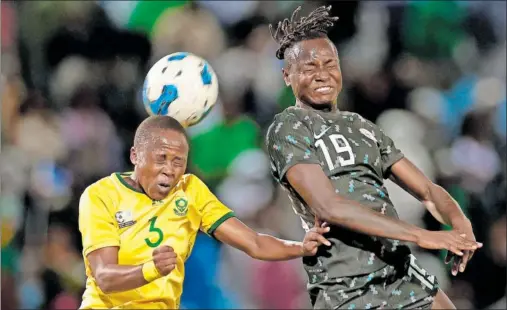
[285,163,481,257]
[87,245,177,294]
[213,216,331,261]
[389,158,468,226]
[389,158,479,274]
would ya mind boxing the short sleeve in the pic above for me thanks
[266,115,320,181]
[79,186,120,257]
[189,176,235,236]
[363,119,404,178]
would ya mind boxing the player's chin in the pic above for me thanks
[308,99,335,110]
[308,94,337,107]
[151,184,171,200]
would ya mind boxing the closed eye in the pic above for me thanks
[155,154,166,162]
[173,157,185,167]
[325,59,337,67]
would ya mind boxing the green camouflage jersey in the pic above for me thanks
[266,106,410,285]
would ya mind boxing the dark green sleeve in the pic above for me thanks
[266,114,320,182]
[376,126,404,178]
[363,117,404,178]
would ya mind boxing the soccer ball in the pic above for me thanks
[142,52,219,127]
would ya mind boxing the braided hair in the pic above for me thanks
[270,5,339,60]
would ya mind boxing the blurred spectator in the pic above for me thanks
[15,91,67,164]
[1,242,19,310]
[189,89,262,191]
[39,224,84,309]
[60,86,123,185]
[151,3,226,63]
[1,74,25,145]
[450,111,501,194]
[402,1,467,60]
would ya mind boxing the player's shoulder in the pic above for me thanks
[82,174,118,198]
[339,110,364,122]
[81,173,121,203]
[339,111,376,128]
[273,106,312,122]
[79,174,121,213]
[268,107,311,134]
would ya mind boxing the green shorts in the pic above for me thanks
[310,255,439,309]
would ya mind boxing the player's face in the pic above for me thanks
[132,129,188,201]
[283,38,342,109]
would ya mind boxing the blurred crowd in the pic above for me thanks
[1,1,506,309]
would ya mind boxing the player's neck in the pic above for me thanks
[295,98,338,112]
[126,172,145,193]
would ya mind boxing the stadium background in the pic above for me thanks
[1,1,505,309]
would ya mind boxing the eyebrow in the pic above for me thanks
[303,61,317,66]
[303,57,335,65]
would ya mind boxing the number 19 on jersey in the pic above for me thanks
[315,134,355,171]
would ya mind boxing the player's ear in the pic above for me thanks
[130,147,137,165]
[282,67,291,87]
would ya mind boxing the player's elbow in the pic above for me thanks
[312,196,347,224]
[314,207,337,224]
[422,182,437,201]
[246,234,264,260]
[94,271,115,294]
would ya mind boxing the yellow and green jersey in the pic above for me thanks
[79,172,234,309]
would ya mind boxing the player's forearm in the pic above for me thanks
[316,196,424,243]
[94,264,148,293]
[427,184,468,227]
[250,234,305,261]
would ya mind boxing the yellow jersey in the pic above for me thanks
[78,172,234,309]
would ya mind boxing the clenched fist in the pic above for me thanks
[153,245,177,276]
[302,217,331,256]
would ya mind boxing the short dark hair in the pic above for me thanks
[134,115,188,148]
[269,5,339,60]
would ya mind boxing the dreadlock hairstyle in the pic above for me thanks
[270,5,339,60]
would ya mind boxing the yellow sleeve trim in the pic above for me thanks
[207,211,235,236]
[83,240,120,257]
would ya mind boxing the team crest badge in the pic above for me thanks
[174,198,188,216]
[115,211,136,228]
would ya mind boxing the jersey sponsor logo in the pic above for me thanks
[115,210,136,228]
[314,126,332,139]
[174,197,188,216]
[359,128,377,143]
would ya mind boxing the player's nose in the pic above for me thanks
[315,68,330,82]
[161,163,176,177]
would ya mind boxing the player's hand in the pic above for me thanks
[447,218,478,275]
[152,245,177,276]
[416,230,482,260]
[302,216,331,256]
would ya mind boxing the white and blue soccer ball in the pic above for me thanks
[142,52,219,127]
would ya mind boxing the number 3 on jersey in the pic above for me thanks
[315,134,355,171]
[145,217,164,248]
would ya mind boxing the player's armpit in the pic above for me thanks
[286,163,424,243]
[213,217,309,261]
[389,158,465,226]
[87,247,148,294]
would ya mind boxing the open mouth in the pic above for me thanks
[158,183,170,190]
[315,86,333,94]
